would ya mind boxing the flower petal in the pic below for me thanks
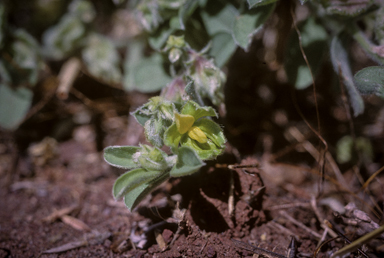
[175,112,195,134]
[188,126,207,144]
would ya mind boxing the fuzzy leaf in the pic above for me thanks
[2,29,43,86]
[209,32,237,68]
[181,101,217,120]
[113,168,162,200]
[201,2,238,35]
[42,14,86,60]
[104,146,141,169]
[123,171,170,211]
[82,34,122,84]
[148,24,176,51]
[132,110,152,126]
[331,33,364,116]
[247,0,278,9]
[354,66,384,98]
[285,17,328,89]
[170,146,205,177]
[0,85,33,130]
[178,0,199,30]
[124,48,171,92]
[322,0,374,17]
[232,3,275,50]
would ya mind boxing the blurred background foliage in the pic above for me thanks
[1,0,384,165]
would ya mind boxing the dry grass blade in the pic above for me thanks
[279,210,322,239]
[42,204,79,223]
[330,224,384,258]
[40,232,111,255]
[61,215,91,232]
[360,165,384,192]
[231,239,286,258]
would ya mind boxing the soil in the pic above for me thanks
[1,42,384,258]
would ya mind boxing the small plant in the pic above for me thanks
[104,96,226,210]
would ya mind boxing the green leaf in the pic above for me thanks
[232,3,275,50]
[2,29,43,86]
[148,24,176,51]
[124,46,171,92]
[247,0,278,9]
[104,146,141,169]
[201,2,238,35]
[374,7,384,45]
[170,146,205,177]
[321,0,374,17]
[132,109,152,126]
[42,14,86,60]
[181,101,217,120]
[113,168,162,199]
[209,32,237,68]
[336,135,353,164]
[0,85,33,130]
[195,118,226,147]
[123,171,170,211]
[68,0,96,23]
[285,17,328,89]
[354,66,384,98]
[82,34,122,84]
[330,33,364,116]
[178,0,199,30]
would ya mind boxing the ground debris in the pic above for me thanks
[40,231,111,255]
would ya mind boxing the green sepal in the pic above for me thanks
[113,168,163,200]
[123,171,170,211]
[164,123,183,150]
[181,101,217,120]
[144,118,166,148]
[104,146,141,169]
[181,136,224,160]
[170,146,205,177]
[194,118,226,147]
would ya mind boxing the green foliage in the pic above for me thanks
[0,85,33,130]
[330,33,364,116]
[232,3,275,50]
[285,17,328,89]
[354,66,384,98]
[123,41,172,93]
[82,34,122,84]
[2,0,384,210]
[336,136,373,164]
